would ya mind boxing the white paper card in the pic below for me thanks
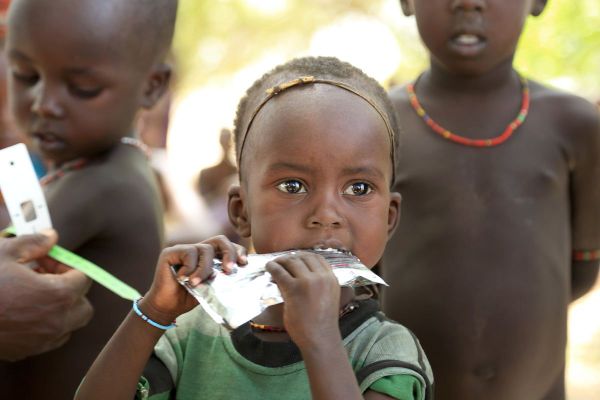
[0,143,52,234]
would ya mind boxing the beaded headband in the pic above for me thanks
[237,76,396,182]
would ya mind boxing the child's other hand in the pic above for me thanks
[266,252,341,348]
[141,235,247,324]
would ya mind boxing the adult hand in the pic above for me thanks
[0,231,94,362]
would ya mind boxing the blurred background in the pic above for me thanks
[157,1,599,398]
[0,0,596,396]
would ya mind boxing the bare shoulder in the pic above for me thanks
[45,145,161,248]
[529,80,599,140]
[85,146,160,212]
[55,147,156,204]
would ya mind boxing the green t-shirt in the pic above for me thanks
[136,299,433,400]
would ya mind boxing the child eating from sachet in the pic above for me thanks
[0,0,176,398]
[382,1,600,400]
[76,57,434,400]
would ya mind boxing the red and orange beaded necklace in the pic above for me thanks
[40,137,150,186]
[406,74,530,147]
[249,301,359,333]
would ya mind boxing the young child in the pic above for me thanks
[76,57,434,400]
[0,0,177,397]
[382,1,600,400]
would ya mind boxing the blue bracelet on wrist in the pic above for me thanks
[132,298,176,330]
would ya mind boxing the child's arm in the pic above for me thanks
[570,101,600,301]
[45,173,109,251]
[266,253,396,400]
[75,236,246,400]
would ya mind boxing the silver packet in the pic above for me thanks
[171,249,386,329]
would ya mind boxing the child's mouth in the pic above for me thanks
[310,243,350,254]
[454,34,480,45]
[449,33,486,56]
[32,132,66,151]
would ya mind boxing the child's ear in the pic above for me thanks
[140,63,172,109]
[399,0,415,16]
[387,192,402,237]
[228,185,251,238]
[530,0,547,16]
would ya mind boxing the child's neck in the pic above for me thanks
[426,57,518,94]
[250,287,356,343]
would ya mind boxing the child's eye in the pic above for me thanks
[343,182,372,196]
[276,180,306,194]
[12,71,39,85]
[68,85,103,99]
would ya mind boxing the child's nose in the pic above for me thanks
[451,0,486,12]
[30,83,65,119]
[306,192,345,229]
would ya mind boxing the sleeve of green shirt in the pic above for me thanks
[369,374,423,400]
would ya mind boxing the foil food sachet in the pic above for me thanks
[171,249,386,329]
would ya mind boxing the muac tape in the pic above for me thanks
[3,225,142,301]
[0,143,141,301]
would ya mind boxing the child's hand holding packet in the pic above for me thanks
[172,248,387,329]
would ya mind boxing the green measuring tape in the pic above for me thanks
[3,226,141,300]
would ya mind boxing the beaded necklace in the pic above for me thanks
[249,301,360,333]
[40,137,150,186]
[407,74,530,147]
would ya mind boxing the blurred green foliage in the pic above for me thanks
[517,0,600,97]
[173,0,383,89]
[173,0,600,99]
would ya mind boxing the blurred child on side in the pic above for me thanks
[0,0,177,397]
[382,1,600,399]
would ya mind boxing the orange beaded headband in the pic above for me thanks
[237,76,397,182]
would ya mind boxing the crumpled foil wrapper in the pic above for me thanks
[171,249,386,329]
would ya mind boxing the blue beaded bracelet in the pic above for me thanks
[132,298,176,330]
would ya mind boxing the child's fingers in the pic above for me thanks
[282,255,312,278]
[186,243,216,286]
[156,237,248,291]
[157,244,201,283]
[301,252,333,275]
[265,260,295,287]
[271,252,324,277]
[233,243,248,265]
[268,253,339,298]
[201,235,247,273]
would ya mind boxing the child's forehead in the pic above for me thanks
[257,84,381,126]
[256,94,389,148]
[238,78,396,180]
[9,0,141,54]
[240,84,394,178]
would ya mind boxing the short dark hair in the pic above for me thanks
[9,0,178,68]
[233,56,400,170]
[125,0,178,67]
